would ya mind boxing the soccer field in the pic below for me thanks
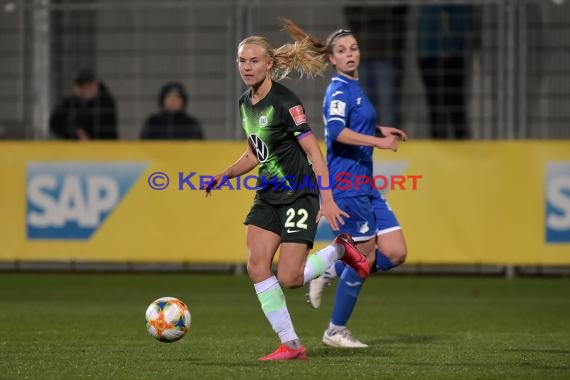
[1,274,568,379]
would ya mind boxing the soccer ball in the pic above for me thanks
[145,296,191,342]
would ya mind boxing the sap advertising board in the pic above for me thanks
[26,162,147,240]
[24,159,570,244]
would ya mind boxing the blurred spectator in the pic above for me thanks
[49,68,118,140]
[140,82,204,140]
[417,5,474,139]
[344,4,408,128]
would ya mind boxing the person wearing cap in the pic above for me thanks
[49,68,118,140]
[140,82,204,140]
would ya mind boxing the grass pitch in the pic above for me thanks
[0,273,568,379]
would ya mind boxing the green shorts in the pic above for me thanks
[244,194,319,249]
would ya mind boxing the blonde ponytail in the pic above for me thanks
[238,18,330,81]
[271,18,328,80]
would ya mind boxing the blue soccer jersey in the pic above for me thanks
[323,74,377,199]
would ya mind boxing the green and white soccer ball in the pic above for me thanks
[145,297,191,342]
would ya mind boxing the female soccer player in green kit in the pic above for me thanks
[204,23,369,361]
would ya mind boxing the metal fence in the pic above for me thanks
[0,0,569,140]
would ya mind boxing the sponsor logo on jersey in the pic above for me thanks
[248,134,269,163]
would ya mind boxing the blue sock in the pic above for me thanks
[334,260,346,278]
[330,266,364,326]
[371,248,396,273]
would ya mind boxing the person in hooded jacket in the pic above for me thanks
[49,68,118,140]
[140,82,204,140]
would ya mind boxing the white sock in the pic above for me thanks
[303,244,344,285]
[254,275,298,343]
[323,262,339,281]
[328,321,345,332]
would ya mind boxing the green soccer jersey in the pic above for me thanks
[239,81,319,205]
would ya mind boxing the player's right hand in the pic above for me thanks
[317,199,349,231]
[375,136,399,152]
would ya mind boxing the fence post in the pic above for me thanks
[32,0,51,140]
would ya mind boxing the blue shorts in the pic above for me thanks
[336,192,400,242]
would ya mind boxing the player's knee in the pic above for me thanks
[246,259,266,279]
[277,273,303,289]
[385,246,407,266]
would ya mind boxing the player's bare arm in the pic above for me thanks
[204,144,259,195]
[377,126,408,141]
[297,132,349,231]
[336,127,399,152]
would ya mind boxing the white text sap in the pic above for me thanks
[547,175,570,230]
[28,175,119,227]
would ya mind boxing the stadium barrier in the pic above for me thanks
[1,141,569,267]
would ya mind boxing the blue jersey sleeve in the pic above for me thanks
[324,85,350,141]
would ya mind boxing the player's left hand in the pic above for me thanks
[378,126,408,141]
[316,199,349,231]
[203,174,224,197]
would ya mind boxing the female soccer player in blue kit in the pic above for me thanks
[295,26,410,347]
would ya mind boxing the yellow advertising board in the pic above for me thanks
[0,141,569,265]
